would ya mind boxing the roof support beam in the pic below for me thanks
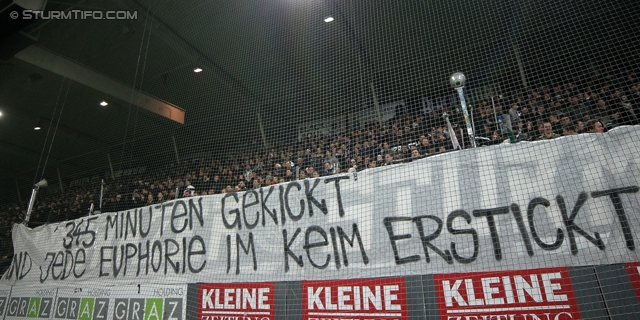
[15,45,185,123]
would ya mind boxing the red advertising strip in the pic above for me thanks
[434,267,581,320]
[624,262,640,304]
[198,282,275,320]
[302,277,408,320]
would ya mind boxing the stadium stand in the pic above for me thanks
[1,0,640,319]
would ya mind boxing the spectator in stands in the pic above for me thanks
[479,108,495,137]
[435,134,452,152]
[283,169,294,181]
[149,183,158,198]
[400,145,411,159]
[198,175,211,191]
[361,141,373,158]
[347,159,359,173]
[509,103,521,123]
[488,131,503,145]
[308,152,322,172]
[226,170,236,187]
[333,148,346,169]
[575,121,585,134]
[617,95,638,125]
[296,157,306,172]
[628,84,640,107]
[586,119,605,133]
[529,103,539,120]
[592,99,610,122]
[382,153,394,166]
[281,159,292,173]
[306,166,316,177]
[537,122,561,140]
[113,194,124,211]
[520,106,532,123]
[541,93,553,109]
[560,114,572,126]
[321,162,335,176]
[243,165,252,183]
[212,175,223,194]
[272,163,282,177]
[567,96,588,120]
[380,142,392,156]
[325,151,340,172]
[186,183,195,197]
[418,135,432,155]
[255,161,265,176]
[156,192,166,204]
[102,196,114,213]
[252,178,262,189]
[584,92,598,111]
[608,109,623,129]
[562,123,578,136]
[536,105,548,122]
[549,113,563,135]
[513,120,529,141]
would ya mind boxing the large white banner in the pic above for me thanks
[3,127,640,286]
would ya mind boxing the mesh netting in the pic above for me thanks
[1,0,640,319]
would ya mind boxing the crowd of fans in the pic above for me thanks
[0,71,639,273]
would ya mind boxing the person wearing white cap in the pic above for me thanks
[185,181,195,197]
[186,185,195,196]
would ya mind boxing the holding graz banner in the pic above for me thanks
[3,127,640,287]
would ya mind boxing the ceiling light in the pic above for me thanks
[34,127,41,130]
[0,111,2,117]
[193,68,203,73]
[324,16,334,23]
[100,101,108,106]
